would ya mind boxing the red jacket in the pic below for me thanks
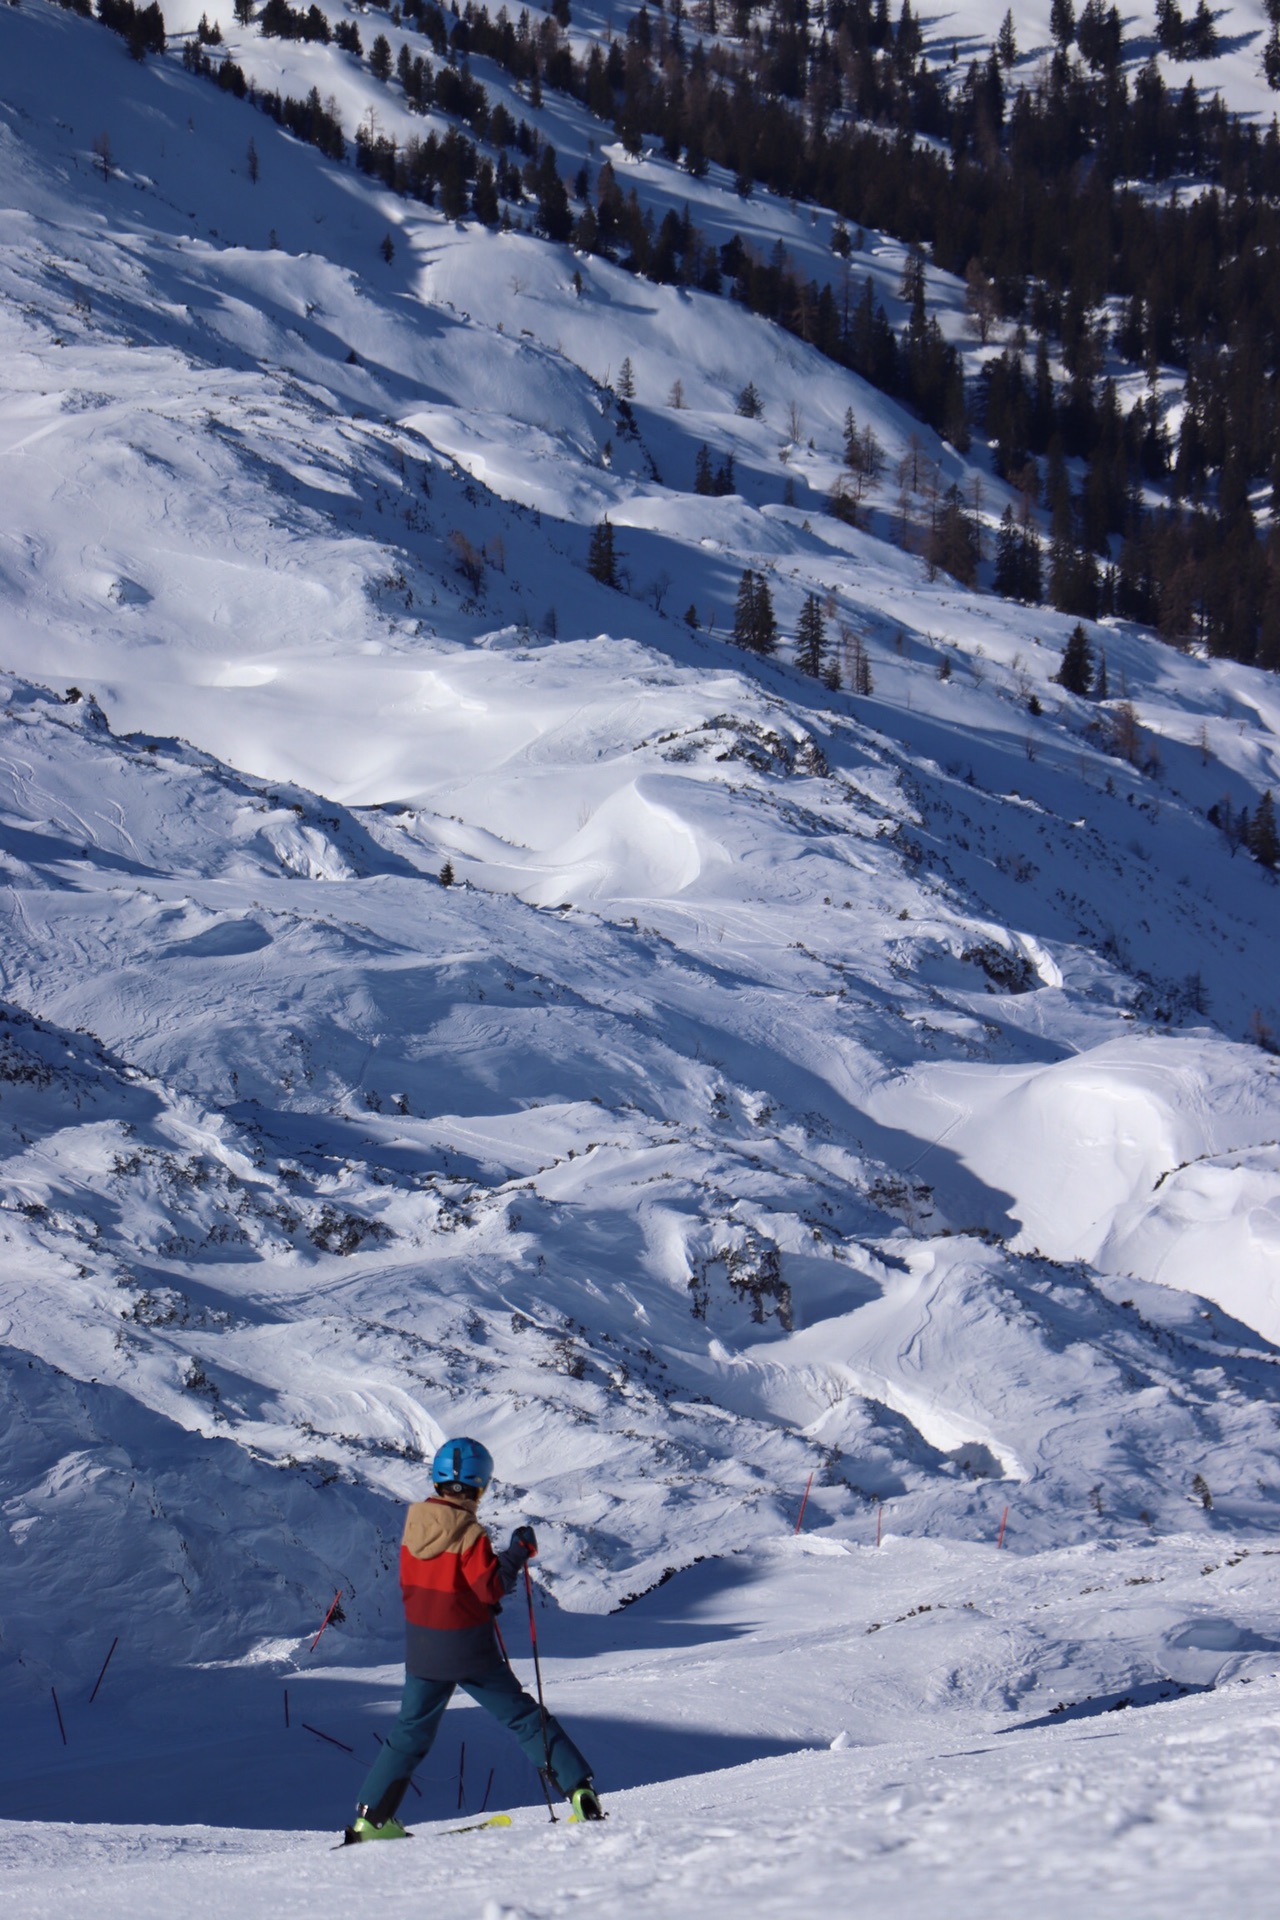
[399,1494,520,1680]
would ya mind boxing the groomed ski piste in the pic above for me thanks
[2,0,1280,1912]
[6,1540,1280,1919]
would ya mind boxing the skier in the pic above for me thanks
[344,1436,604,1840]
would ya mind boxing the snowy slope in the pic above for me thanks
[6,1534,1280,1914]
[6,669,1274,1669]
[2,2,1280,1901]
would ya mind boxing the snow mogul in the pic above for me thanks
[344,1436,604,1840]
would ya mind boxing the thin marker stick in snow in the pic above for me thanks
[876,1504,883,1548]
[88,1637,119,1704]
[794,1470,814,1534]
[524,1565,558,1823]
[283,1688,290,1729]
[457,1741,466,1811]
[51,1687,67,1746]
[301,1721,354,1754]
[481,1767,494,1814]
[997,1505,1009,1550]
[309,1590,344,1653]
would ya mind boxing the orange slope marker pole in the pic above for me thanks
[794,1471,815,1534]
[309,1590,344,1653]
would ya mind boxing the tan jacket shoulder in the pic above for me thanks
[403,1497,486,1562]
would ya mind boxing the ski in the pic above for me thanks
[335,1813,511,1849]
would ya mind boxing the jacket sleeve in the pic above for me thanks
[458,1529,514,1610]
[491,1542,526,1595]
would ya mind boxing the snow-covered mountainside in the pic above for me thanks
[2,0,1280,1905]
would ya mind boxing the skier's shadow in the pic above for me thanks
[501,1554,811,1798]
[384,1554,808,1814]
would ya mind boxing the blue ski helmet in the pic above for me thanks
[431,1436,494,1495]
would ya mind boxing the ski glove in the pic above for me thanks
[509,1525,538,1560]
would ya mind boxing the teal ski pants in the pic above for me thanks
[358,1664,592,1823]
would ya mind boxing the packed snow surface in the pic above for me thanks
[2,2,1280,1911]
[7,1537,1280,1917]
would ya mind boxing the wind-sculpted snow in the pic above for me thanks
[1,676,1277,1702]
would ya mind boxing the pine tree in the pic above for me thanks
[1250,790,1280,869]
[438,143,470,222]
[1054,624,1094,694]
[536,150,573,243]
[617,357,636,400]
[1022,525,1044,605]
[587,518,619,588]
[369,33,393,81]
[735,381,763,419]
[997,8,1018,66]
[994,505,1022,598]
[733,570,777,655]
[694,443,714,495]
[994,507,1043,603]
[795,592,827,677]
[1266,29,1280,87]
[927,487,980,586]
[1050,0,1075,44]
[733,570,756,648]
[753,574,777,654]
[1156,0,1184,50]
[1189,0,1218,54]
[895,0,923,63]
[472,160,500,226]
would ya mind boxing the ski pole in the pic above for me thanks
[524,1564,559,1822]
